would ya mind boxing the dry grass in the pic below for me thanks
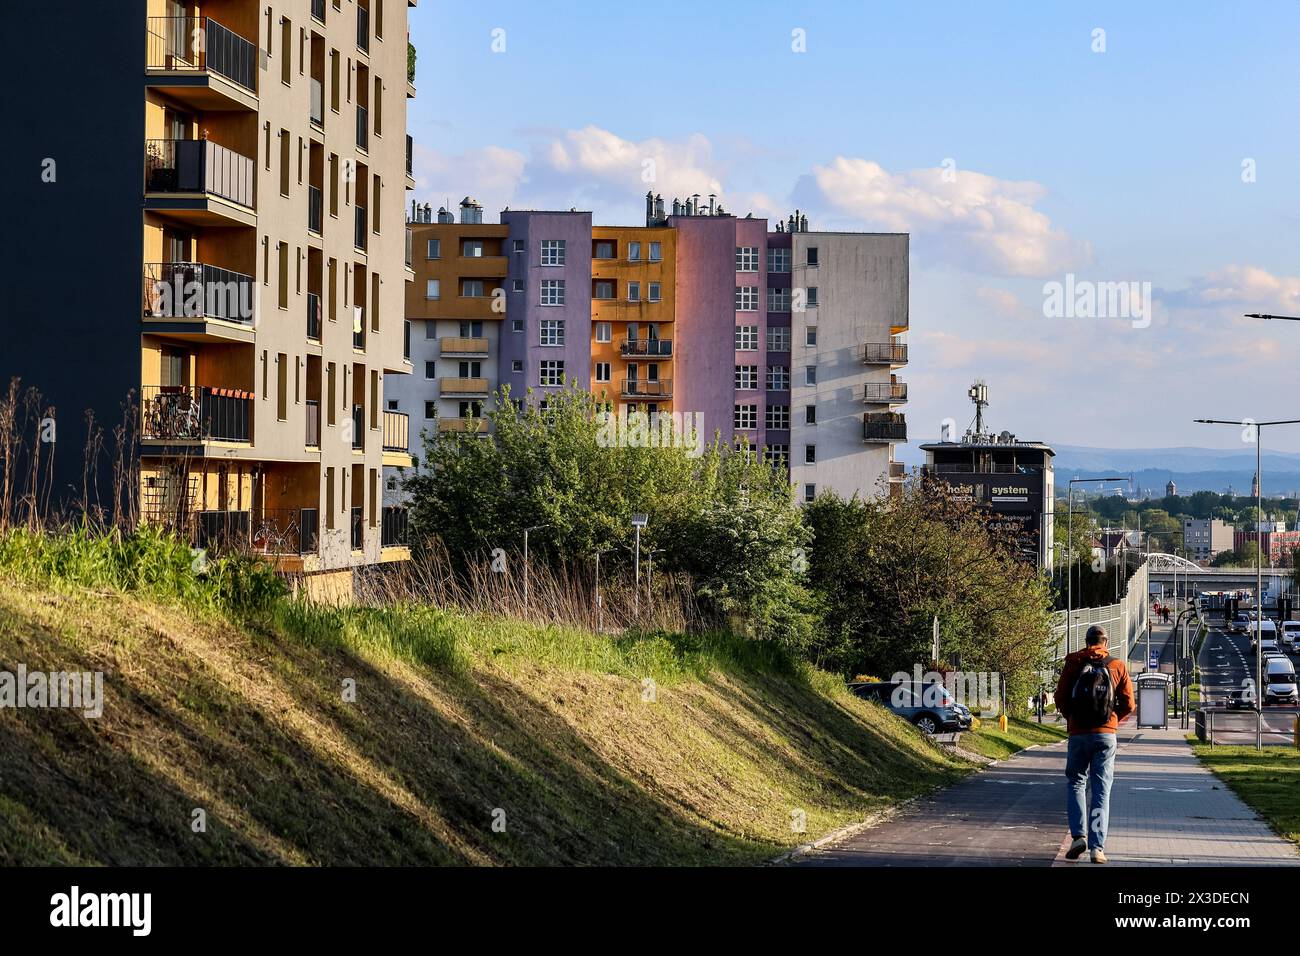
[0,578,973,865]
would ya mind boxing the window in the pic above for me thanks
[511,359,524,373]
[277,242,289,308]
[459,321,483,337]
[804,483,816,504]
[806,246,819,267]
[595,321,612,343]
[648,241,662,262]
[806,326,818,346]
[424,323,436,338]
[734,365,758,390]
[424,361,435,379]
[735,325,758,350]
[627,281,640,302]
[458,360,481,377]
[736,246,759,272]
[425,278,440,299]
[735,285,758,311]
[628,241,641,261]
[594,240,615,259]
[765,404,790,430]
[807,287,819,307]
[540,319,565,346]
[648,282,661,302]
[768,288,791,312]
[767,326,790,352]
[462,240,483,257]
[458,401,481,419]
[595,362,611,383]
[805,405,817,425]
[540,240,565,265]
[765,444,789,468]
[539,360,565,387]
[805,444,817,464]
[733,404,757,430]
[512,319,524,332]
[766,365,789,390]
[512,279,524,293]
[276,353,288,420]
[426,238,441,259]
[279,129,291,196]
[541,280,565,306]
[805,366,817,386]
[513,239,525,254]
[768,247,790,273]
[594,280,614,300]
[461,279,485,297]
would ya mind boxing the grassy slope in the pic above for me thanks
[0,578,972,865]
[1191,742,1300,846]
[960,717,1069,761]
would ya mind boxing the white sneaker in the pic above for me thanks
[1091,849,1108,864]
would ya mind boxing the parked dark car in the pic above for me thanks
[848,681,973,734]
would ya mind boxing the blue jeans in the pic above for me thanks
[1065,733,1118,850]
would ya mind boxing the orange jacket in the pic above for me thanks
[1054,647,1135,735]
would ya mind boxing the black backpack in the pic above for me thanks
[1070,655,1116,725]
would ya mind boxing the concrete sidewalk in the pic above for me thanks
[796,723,1299,867]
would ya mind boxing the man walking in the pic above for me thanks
[1054,624,1135,864]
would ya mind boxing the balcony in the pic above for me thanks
[141,385,252,444]
[308,185,323,233]
[437,417,487,434]
[621,379,672,399]
[144,139,256,226]
[439,337,490,356]
[863,413,907,443]
[252,508,320,556]
[305,400,321,447]
[356,105,369,151]
[145,16,257,109]
[382,506,409,548]
[620,337,673,357]
[352,405,365,450]
[382,410,409,452]
[351,506,364,550]
[440,377,490,398]
[864,343,908,366]
[307,292,322,341]
[354,206,367,251]
[142,261,254,342]
[863,382,908,404]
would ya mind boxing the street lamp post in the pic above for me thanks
[630,514,648,618]
[1195,416,1300,750]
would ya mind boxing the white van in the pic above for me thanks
[1252,619,1279,652]
[1265,656,1299,705]
[1282,621,1300,650]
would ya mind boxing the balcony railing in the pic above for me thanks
[382,506,409,547]
[863,413,907,443]
[621,379,672,398]
[437,417,486,434]
[142,262,254,324]
[863,382,908,403]
[351,506,364,550]
[439,337,489,356]
[312,0,326,24]
[406,134,413,177]
[352,404,365,450]
[620,337,672,357]
[141,385,252,443]
[405,225,413,268]
[864,343,908,365]
[382,410,409,452]
[308,184,323,233]
[145,138,254,208]
[925,462,1043,476]
[354,205,367,251]
[356,105,368,151]
[252,507,320,556]
[353,320,366,350]
[305,399,321,447]
[310,77,324,127]
[357,4,370,51]
[307,292,322,340]
[146,16,256,92]
[193,509,252,550]
[440,377,490,396]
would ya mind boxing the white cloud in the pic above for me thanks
[411,144,526,211]
[791,157,1091,278]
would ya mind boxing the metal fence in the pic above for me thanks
[1050,560,1149,664]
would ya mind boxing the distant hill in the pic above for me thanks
[896,443,1300,497]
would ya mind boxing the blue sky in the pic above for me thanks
[407,0,1300,451]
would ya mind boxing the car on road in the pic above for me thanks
[1230,613,1249,634]
[1282,621,1300,650]
[1225,687,1256,710]
[1265,657,1300,705]
[848,681,974,735]
[1251,620,1279,651]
